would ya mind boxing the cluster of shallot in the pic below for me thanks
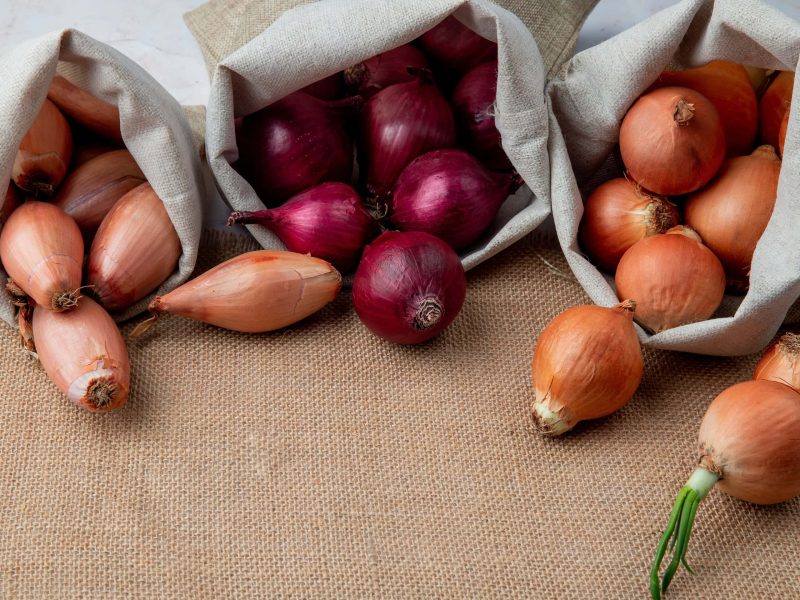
[0,77,181,412]
[579,62,793,334]
[224,16,520,345]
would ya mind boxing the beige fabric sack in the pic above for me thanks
[202,0,553,270]
[0,29,205,324]
[547,0,800,356]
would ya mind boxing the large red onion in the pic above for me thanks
[235,92,361,204]
[452,60,511,171]
[228,182,378,273]
[418,15,497,74]
[301,72,344,100]
[360,68,456,197]
[353,231,467,344]
[345,44,429,98]
[388,149,521,251]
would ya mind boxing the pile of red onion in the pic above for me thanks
[232,16,520,344]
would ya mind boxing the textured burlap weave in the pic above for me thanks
[0,230,798,598]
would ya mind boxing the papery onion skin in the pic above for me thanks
[148,251,341,333]
[0,201,83,311]
[418,15,497,74]
[352,231,466,345]
[579,177,679,272]
[698,379,800,504]
[388,148,520,251]
[754,333,800,393]
[531,300,643,436]
[86,182,181,311]
[301,72,345,101]
[615,227,726,333]
[779,109,789,157]
[452,60,511,171]
[227,182,378,273]
[235,92,360,204]
[32,297,130,412]
[760,71,794,148]
[619,86,725,196]
[345,45,429,98]
[360,68,457,196]
[13,99,73,197]
[684,145,781,292]
[47,75,123,143]
[1,184,21,226]
[651,60,758,156]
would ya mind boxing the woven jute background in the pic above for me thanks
[0,230,797,598]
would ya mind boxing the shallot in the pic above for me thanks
[13,99,73,197]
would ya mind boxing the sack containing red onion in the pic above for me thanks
[205,0,550,272]
[547,0,799,355]
[0,29,205,328]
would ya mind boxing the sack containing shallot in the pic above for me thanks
[547,0,800,355]
[0,29,204,325]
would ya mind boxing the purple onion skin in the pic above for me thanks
[418,16,497,74]
[301,72,345,100]
[235,92,359,205]
[389,149,519,251]
[452,61,512,171]
[228,182,378,273]
[360,70,457,197]
[353,231,467,344]
[344,45,430,98]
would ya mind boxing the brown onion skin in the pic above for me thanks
[760,71,794,148]
[344,45,429,98]
[418,16,497,74]
[779,109,789,157]
[615,228,726,333]
[531,301,643,435]
[698,380,800,504]
[684,145,781,291]
[579,177,679,272]
[754,333,800,393]
[619,86,725,196]
[650,61,758,157]
[352,231,466,345]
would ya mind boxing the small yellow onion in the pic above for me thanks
[54,149,146,238]
[0,201,83,311]
[143,250,342,333]
[650,380,800,598]
[530,300,643,435]
[86,182,181,311]
[32,296,130,412]
[615,226,726,333]
[12,99,73,196]
[47,75,123,143]
[754,332,800,392]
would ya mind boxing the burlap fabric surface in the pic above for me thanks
[1,230,798,598]
[547,0,800,356]
[0,29,205,325]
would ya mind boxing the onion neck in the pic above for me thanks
[343,63,366,87]
[531,401,573,436]
[413,296,443,330]
[673,98,695,125]
[227,209,276,227]
[751,144,780,161]
[614,299,636,319]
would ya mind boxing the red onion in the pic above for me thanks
[353,231,467,344]
[418,16,497,74]
[301,72,345,100]
[388,149,521,251]
[452,60,511,171]
[344,44,429,98]
[227,182,378,273]
[235,92,361,204]
[360,68,456,197]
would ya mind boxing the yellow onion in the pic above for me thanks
[86,183,180,311]
[1,183,22,226]
[12,99,73,197]
[615,226,726,333]
[531,300,643,435]
[55,149,146,239]
[754,332,800,392]
[143,251,341,333]
[0,201,83,311]
[650,380,800,598]
[47,75,123,143]
[684,145,781,291]
[32,296,129,412]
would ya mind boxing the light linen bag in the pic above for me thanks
[0,29,205,324]
[547,0,800,356]
[204,0,550,270]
